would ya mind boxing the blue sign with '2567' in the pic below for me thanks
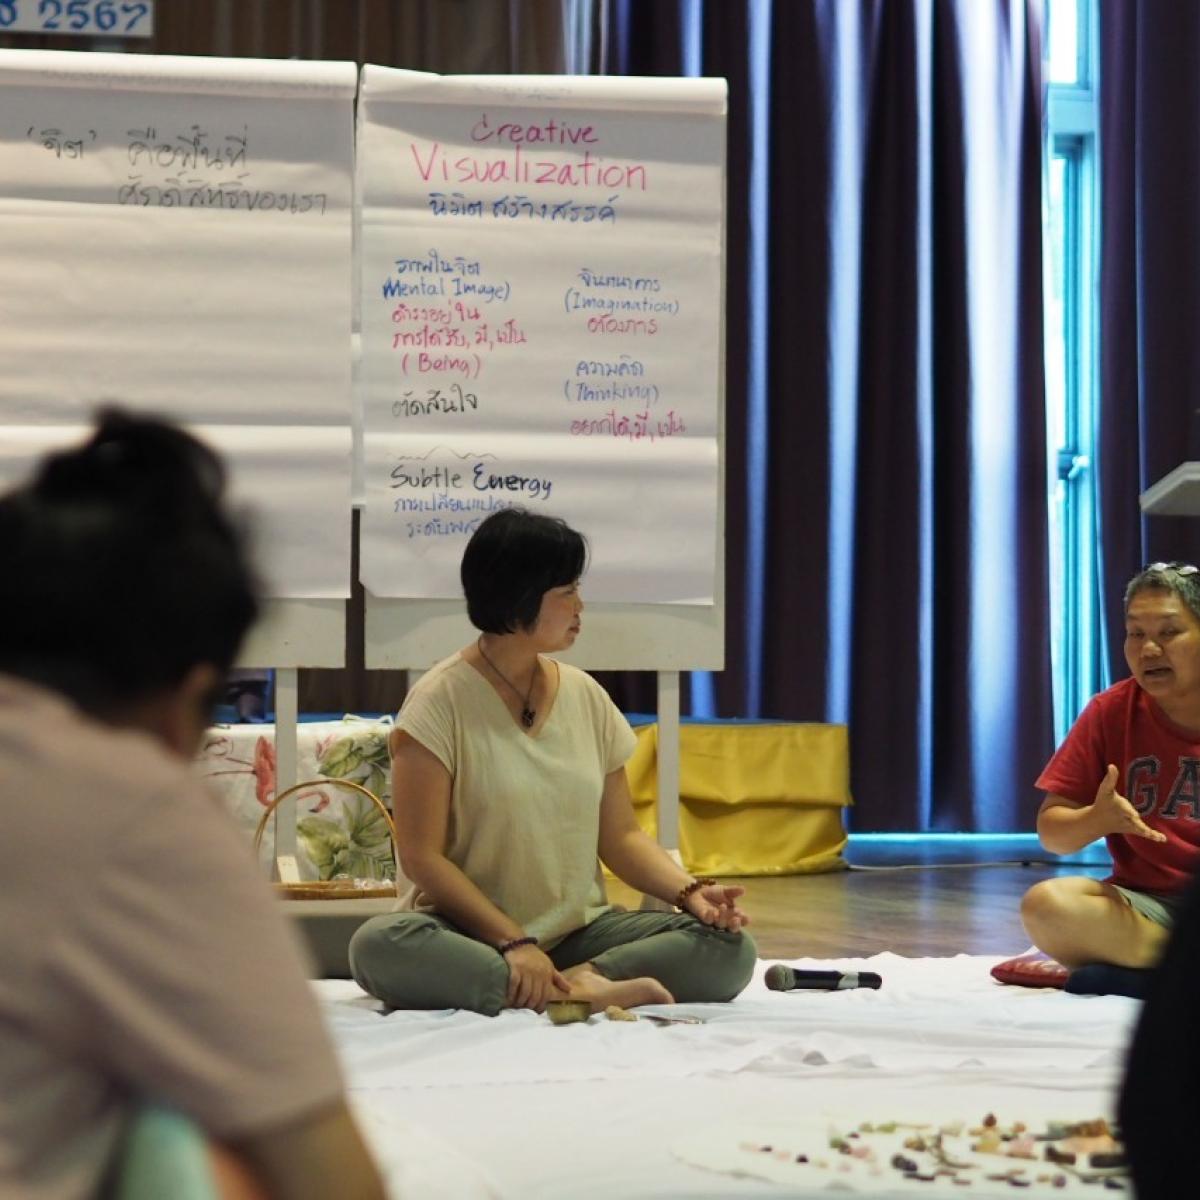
[0,1,154,38]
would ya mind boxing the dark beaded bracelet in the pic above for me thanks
[674,877,717,911]
[497,935,538,955]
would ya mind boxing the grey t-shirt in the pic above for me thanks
[0,676,344,1199]
[396,653,637,948]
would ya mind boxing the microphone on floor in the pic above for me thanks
[764,964,883,992]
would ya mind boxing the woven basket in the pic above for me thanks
[253,778,401,901]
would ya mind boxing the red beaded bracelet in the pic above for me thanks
[675,877,717,911]
[497,935,538,955]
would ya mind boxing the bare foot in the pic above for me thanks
[561,964,674,1013]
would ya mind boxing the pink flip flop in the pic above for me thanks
[989,951,1069,989]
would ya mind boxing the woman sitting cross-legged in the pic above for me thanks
[349,507,757,1015]
[1018,561,1200,996]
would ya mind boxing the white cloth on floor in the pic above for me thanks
[317,953,1137,1089]
[315,954,1136,1199]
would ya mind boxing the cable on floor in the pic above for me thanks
[845,859,1109,872]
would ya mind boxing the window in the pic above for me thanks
[1043,0,1102,740]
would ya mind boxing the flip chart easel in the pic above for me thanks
[357,68,728,850]
[0,49,358,878]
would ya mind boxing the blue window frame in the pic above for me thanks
[1043,0,1102,740]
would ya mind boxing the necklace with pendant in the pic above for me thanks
[477,638,537,728]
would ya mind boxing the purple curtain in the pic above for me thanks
[1098,1,1200,682]
[0,0,1055,829]
[596,0,1053,831]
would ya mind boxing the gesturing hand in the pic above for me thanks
[502,943,570,1013]
[1092,763,1167,843]
[684,883,751,932]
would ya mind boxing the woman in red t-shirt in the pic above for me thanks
[1020,562,1200,981]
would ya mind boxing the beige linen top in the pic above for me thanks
[0,676,344,1200]
[396,653,637,947]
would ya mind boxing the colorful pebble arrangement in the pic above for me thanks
[736,1114,1130,1191]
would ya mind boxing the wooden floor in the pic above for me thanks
[607,836,1111,961]
[293,836,1113,976]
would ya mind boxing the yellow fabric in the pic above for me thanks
[680,801,847,876]
[622,722,851,876]
[624,725,660,841]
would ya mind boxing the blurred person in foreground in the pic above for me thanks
[0,410,384,1199]
[1119,863,1200,1197]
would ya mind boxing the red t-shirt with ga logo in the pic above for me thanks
[1037,676,1200,895]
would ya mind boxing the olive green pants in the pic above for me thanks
[348,907,757,1017]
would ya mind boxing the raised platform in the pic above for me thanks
[625,719,850,876]
[199,719,1094,976]
[198,714,854,881]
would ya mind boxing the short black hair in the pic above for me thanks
[1125,562,1200,624]
[461,508,587,634]
[0,407,259,714]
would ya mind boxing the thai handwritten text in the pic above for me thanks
[569,409,686,443]
[26,125,96,158]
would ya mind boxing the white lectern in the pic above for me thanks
[1140,463,1200,515]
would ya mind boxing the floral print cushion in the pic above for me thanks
[196,716,396,883]
[298,792,395,882]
